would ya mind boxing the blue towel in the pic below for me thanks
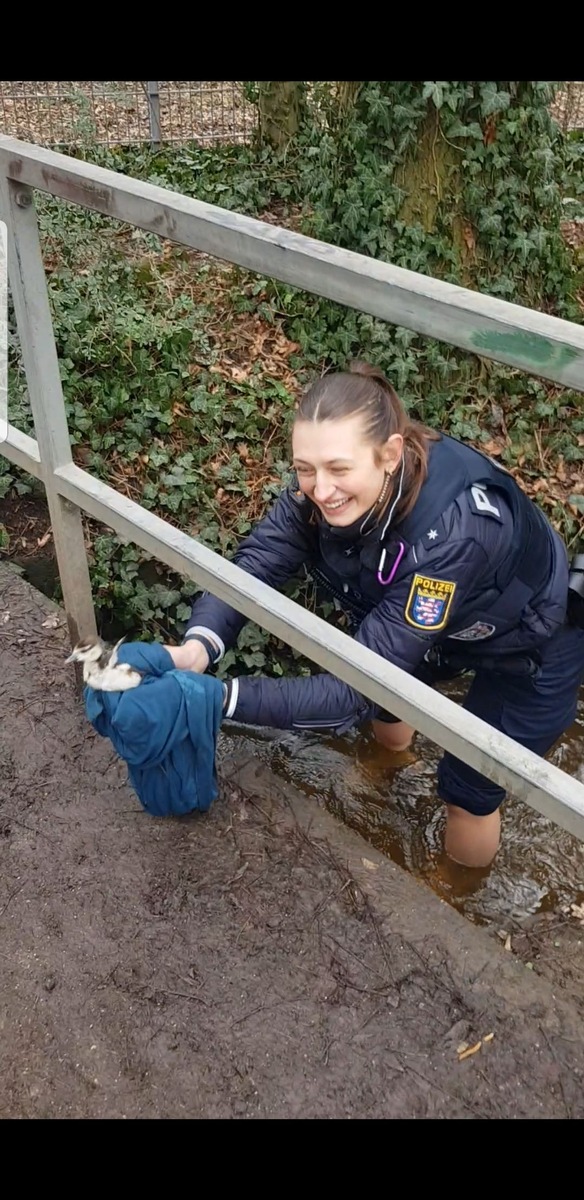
[83,642,225,817]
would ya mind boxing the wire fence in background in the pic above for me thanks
[0,81,257,148]
[0,81,582,150]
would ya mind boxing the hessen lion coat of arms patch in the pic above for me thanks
[404,575,457,631]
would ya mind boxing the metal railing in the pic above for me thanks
[1,132,584,843]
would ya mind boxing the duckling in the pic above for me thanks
[66,636,142,692]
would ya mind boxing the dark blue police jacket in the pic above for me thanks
[84,642,225,816]
[185,434,569,732]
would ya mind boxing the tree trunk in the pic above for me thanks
[395,106,479,286]
[336,81,363,113]
[258,82,305,149]
[304,82,573,309]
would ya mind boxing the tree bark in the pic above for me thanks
[258,82,305,149]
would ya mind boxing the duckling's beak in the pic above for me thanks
[65,649,80,664]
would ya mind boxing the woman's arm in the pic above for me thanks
[169,484,315,671]
[222,537,489,731]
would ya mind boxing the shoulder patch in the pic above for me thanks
[468,484,503,522]
[405,574,456,631]
[420,516,446,550]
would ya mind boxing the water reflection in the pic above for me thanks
[218,678,584,928]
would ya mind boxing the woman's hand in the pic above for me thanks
[165,640,210,673]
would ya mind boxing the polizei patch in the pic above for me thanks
[405,574,456,631]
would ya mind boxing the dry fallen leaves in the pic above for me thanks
[462,222,476,254]
[361,857,379,872]
[480,439,504,457]
[0,81,257,150]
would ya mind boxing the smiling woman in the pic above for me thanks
[291,363,438,529]
[166,361,584,871]
[293,412,399,525]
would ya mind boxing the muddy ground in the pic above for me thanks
[1,561,584,1120]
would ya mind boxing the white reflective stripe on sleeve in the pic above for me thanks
[184,626,225,660]
[225,678,239,719]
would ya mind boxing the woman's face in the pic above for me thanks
[292,416,402,526]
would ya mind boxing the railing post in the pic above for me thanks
[0,176,97,648]
[146,81,161,149]
[0,219,6,444]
